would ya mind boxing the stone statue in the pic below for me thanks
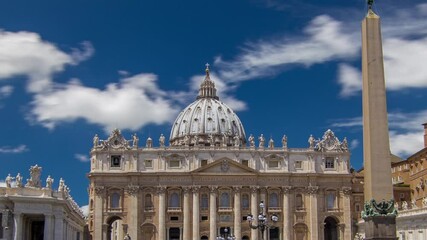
[282,135,288,149]
[248,134,255,147]
[15,173,23,187]
[222,133,228,147]
[411,199,418,209]
[402,201,408,210]
[5,174,13,188]
[234,135,240,147]
[46,175,54,189]
[341,137,348,150]
[422,197,427,207]
[183,135,189,145]
[132,133,139,148]
[308,134,315,149]
[58,178,65,192]
[93,134,99,147]
[208,134,214,146]
[367,0,374,9]
[26,165,42,188]
[146,137,153,148]
[124,233,131,240]
[159,134,165,147]
[268,138,274,149]
[258,134,265,148]
[194,135,199,145]
[394,202,399,210]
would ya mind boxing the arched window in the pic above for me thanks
[296,194,304,210]
[169,192,180,208]
[201,193,209,210]
[269,192,279,207]
[220,192,230,207]
[110,193,120,209]
[242,194,249,209]
[326,192,336,210]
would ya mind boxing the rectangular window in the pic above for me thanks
[170,216,179,221]
[242,160,249,167]
[201,159,208,167]
[219,214,232,222]
[325,157,335,169]
[144,160,153,168]
[169,160,180,168]
[110,155,121,167]
[201,216,208,221]
[268,160,279,168]
[295,161,302,169]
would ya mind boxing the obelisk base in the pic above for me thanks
[364,216,397,240]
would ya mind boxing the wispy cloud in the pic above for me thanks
[75,154,90,162]
[0,85,13,98]
[0,144,29,154]
[331,110,426,157]
[80,205,89,217]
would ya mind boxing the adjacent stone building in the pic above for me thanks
[0,165,86,240]
[87,66,356,240]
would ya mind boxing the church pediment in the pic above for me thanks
[192,158,257,174]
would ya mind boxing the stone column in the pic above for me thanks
[102,224,109,240]
[93,186,105,240]
[209,186,218,240]
[282,186,292,240]
[127,185,140,239]
[192,186,200,240]
[259,187,267,240]
[13,212,22,240]
[44,214,54,240]
[307,186,319,240]
[54,213,64,239]
[233,186,242,240]
[342,187,352,240]
[157,186,167,240]
[250,186,259,240]
[183,187,191,240]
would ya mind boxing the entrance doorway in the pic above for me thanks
[169,227,180,240]
[324,216,339,240]
[269,228,279,240]
[107,216,123,240]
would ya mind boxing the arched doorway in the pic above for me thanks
[141,223,156,240]
[201,236,208,240]
[324,216,339,240]
[106,216,123,240]
[242,236,250,240]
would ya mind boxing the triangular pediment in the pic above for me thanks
[192,158,257,174]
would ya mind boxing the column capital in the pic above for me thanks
[232,186,242,193]
[282,186,293,194]
[306,186,319,195]
[94,186,105,196]
[192,185,201,193]
[157,186,167,194]
[342,187,352,195]
[250,186,259,193]
[208,185,218,193]
[182,186,192,194]
[126,184,140,196]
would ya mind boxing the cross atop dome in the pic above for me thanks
[197,63,219,100]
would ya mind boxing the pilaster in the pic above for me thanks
[306,186,319,240]
[209,186,218,240]
[250,186,259,240]
[183,187,191,240]
[233,186,242,240]
[127,184,140,239]
[282,186,292,240]
[157,186,166,240]
[192,186,200,240]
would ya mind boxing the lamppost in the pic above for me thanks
[216,228,236,240]
[247,201,278,240]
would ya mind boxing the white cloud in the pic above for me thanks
[338,64,362,98]
[80,205,89,217]
[0,29,93,93]
[418,3,427,15]
[75,153,90,162]
[0,144,29,154]
[0,85,13,98]
[331,110,427,158]
[0,180,5,187]
[215,15,358,83]
[30,73,179,132]
[350,139,359,150]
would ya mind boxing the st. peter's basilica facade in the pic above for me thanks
[87,66,359,240]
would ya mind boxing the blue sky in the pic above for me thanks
[1,0,426,208]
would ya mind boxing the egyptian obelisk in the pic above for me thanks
[361,1,397,239]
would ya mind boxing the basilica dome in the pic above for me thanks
[169,65,246,146]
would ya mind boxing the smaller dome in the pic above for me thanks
[169,64,246,146]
